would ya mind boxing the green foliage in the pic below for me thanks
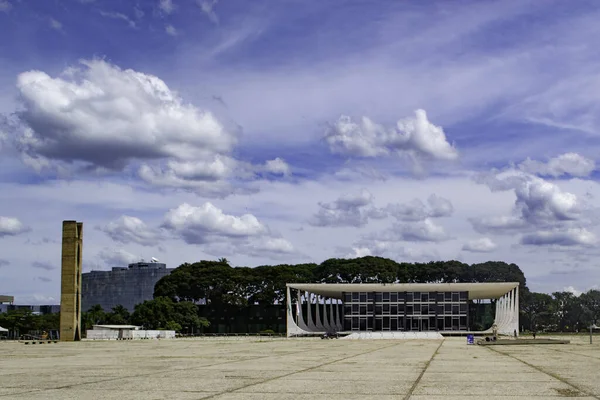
[130,297,209,332]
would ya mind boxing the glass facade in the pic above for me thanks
[342,291,469,332]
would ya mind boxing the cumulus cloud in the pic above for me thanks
[13,59,234,170]
[325,109,458,172]
[386,194,453,221]
[32,261,56,271]
[159,0,175,14]
[462,237,497,253]
[474,170,584,231]
[344,242,440,263]
[563,286,582,297]
[162,202,268,243]
[310,189,386,227]
[473,168,597,249]
[397,219,451,242]
[521,228,596,247]
[263,158,291,176]
[161,202,296,258]
[97,248,140,268]
[519,153,595,178]
[0,216,30,237]
[101,216,163,246]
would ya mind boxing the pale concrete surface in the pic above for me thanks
[0,335,599,399]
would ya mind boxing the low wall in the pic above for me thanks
[86,329,175,340]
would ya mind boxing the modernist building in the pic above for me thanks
[286,282,519,337]
[82,261,173,312]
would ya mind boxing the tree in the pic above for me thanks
[580,290,600,326]
[131,297,209,332]
[106,305,130,325]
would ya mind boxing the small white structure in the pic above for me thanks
[0,326,8,332]
[86,325,175,340]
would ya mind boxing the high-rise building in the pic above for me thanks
[82,261,173,313]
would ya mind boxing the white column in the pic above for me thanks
[306,291,315,331]
[335,298,343,330]
[315,295,325,331]
[296,290,310,331]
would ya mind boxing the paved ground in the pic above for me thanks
[0,335,599,399]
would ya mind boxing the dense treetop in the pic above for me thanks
[154,257,528,306]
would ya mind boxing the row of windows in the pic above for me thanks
[344,316,469,331]
[345,303,467,316]
[343,291,468,304]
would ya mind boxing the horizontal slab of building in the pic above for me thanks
[286,282,519,337]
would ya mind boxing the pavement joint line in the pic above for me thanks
[199,340,408,400]
[486,346,600,400]
[403,340,444,400]
[0,342,323,398]
[543,346,600,361]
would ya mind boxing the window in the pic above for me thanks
[413,292,421,302]
[398,304,405,313]
[360,305,367,315]
[436,305,444,315]
[383,304,390,313]
[383,317,390,329]
[460,292,468,301]
[375,305,382,314]
[391,305,398,315]
[352,292,359,301]
[359,318,367,331]
[391,318,398,330]
[352,304,359,314]
[407,305,414,315]
[444,304,451,313]
[375,318,382,331]
[452,305,459,315]
[437,292,444,302]
[367,292,374,301]
[407,293,414,302]
[367,303,374,313]
[344,305,352,315]
[444,292,452,302]
[352,317,359,330]
[391,293,398,302]
[421,292,429,302]
[452,292,459,302]
[421,304,429,315]
[383,292,390,301]
[460,304,467,314]
[398,292,406,302]
[343,293,351,302]
[359,293,367,302]
[429,292,437,301]
[375,293,383,302]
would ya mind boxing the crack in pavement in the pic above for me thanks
[486,346,600,400]
[404,340,444,400]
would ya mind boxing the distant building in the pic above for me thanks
[82,261,174,313]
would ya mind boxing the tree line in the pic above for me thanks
[1,257,598,335]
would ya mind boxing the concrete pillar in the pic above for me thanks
[60,221,83,342]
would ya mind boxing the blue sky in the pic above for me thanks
[1,0,600,304]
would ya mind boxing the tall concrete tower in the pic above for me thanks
[60,221,83,341]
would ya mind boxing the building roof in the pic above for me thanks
[286,282,519,300]
[92,325,141,330]
[0,295,14,304]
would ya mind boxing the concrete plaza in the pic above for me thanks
[0,335,599,399]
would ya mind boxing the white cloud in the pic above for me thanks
[97,248,140,268]
[325,110,458,172]
[49,18,63,31]
[101,215,162,246]
[310,189,386,227]
[0,1,11,12]
[473,170,585,232]
[0,216,30,237]
[397,219,451,242]
[165,24,178,36]
[159,0,175,14]
[563,286,582,297]
[99,11,137,28]
[198,0,219,24]
[344,241,440,263]
[162,202,268,244]
[462,237,497,253]
[263,158,291,176]
[521,228,596,247]
[386,194,454,221]
[14,59,234,170]
[519,153,596,178]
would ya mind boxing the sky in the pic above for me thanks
[1,0,600,304]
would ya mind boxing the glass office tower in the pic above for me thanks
[342,291,469,332]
